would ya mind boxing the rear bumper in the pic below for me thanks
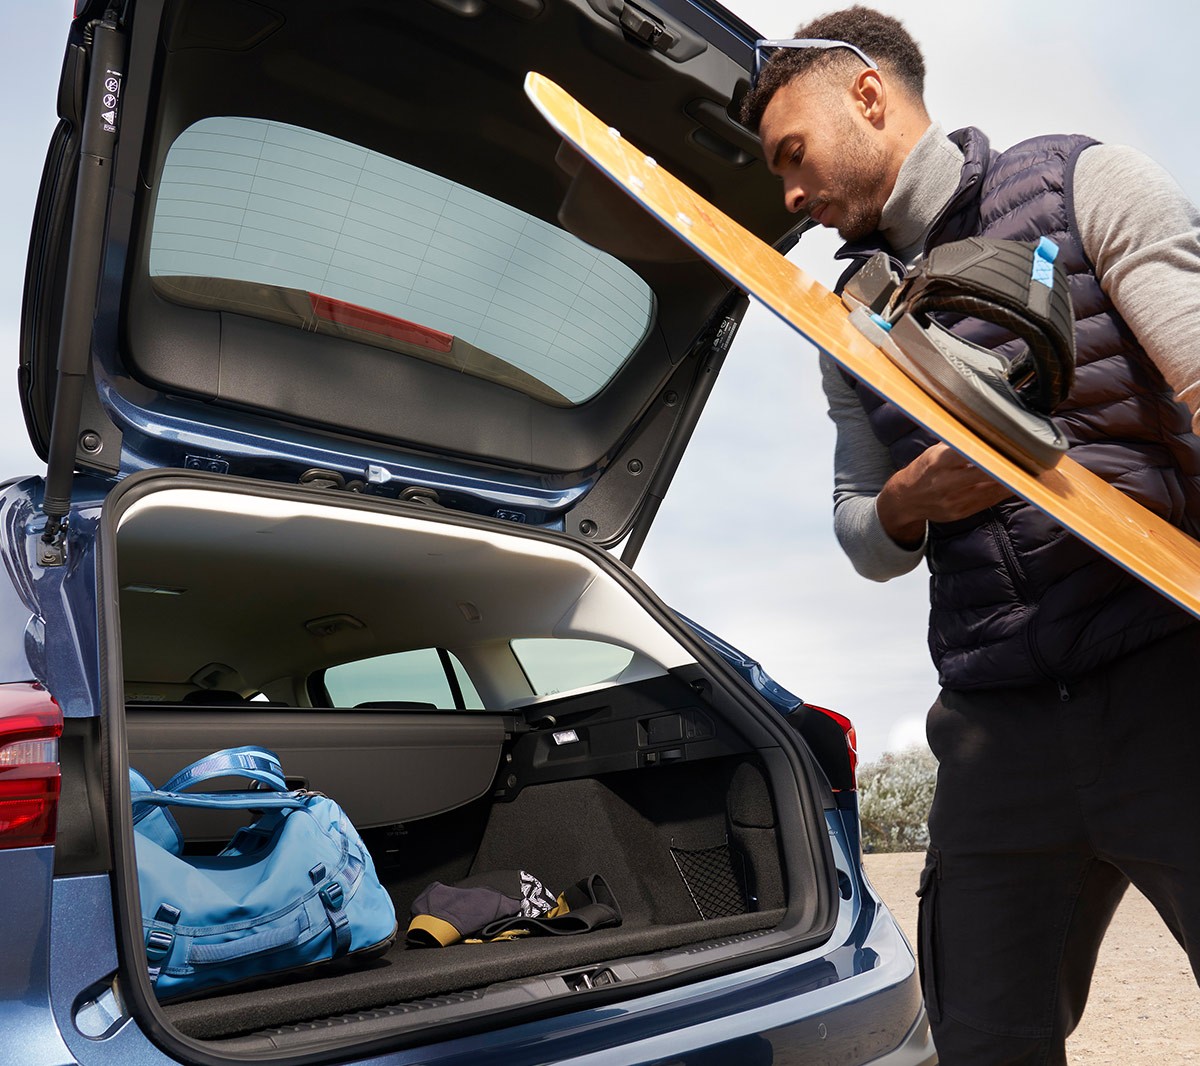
[447,896,930,1066]
[872,1013,937,1065]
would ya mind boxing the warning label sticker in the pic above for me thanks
[100,68,121,133]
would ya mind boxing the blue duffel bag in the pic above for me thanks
[129,746,397,1000]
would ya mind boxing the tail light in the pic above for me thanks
[0,683,63,849]
[807,703,858,789]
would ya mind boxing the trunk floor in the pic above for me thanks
[166,910,785,1040]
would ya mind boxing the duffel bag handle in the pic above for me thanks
[131,788,313,813]
[187,913,307,966]
[130,767,185,853]
[160,746,287,794]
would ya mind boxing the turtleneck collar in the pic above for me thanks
[878,122,965,265]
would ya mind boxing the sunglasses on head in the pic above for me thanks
[751,38,878,90]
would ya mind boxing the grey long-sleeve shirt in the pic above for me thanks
[821,125,1200,581]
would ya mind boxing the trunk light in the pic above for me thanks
[0,683,63,849]
[808,703,858,788]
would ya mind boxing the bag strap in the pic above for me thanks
[130,788,311,813]
[129,768,185,853]
[129,767,156,821]
[159,746,287,795]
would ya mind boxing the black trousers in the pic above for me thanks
[919,625,1200,1065]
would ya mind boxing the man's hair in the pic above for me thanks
[740,6,926,132]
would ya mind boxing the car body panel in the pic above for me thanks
[0,847,75,1066]
[2,484,105,717]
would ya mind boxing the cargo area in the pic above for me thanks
[147,753,787,1047]
[107,481,834,1050]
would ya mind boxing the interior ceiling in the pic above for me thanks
[119,493,610,685]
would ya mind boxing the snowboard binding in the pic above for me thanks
[843,235,1075,471]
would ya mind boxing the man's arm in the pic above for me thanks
[821,352,1013,568]
[819,353,929,580]
[1073,144,1200,426]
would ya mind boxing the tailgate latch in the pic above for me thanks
[619,3,674,53]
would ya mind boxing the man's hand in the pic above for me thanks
[876,443,1015,548]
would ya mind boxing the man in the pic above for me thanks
[741,7,1200,1064]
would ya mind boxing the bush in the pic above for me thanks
[858,745,938,853]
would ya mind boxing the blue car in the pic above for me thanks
[2,0,934,1062]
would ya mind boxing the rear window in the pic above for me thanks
[323,648,483,710]
[511,638,635,697]
[148,117,655,405]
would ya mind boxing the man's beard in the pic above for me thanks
[828,114,890,241]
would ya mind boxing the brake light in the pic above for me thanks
[808,703,858,788]
[308,293,455,353]
[0,683,63,849]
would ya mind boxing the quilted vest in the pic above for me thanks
[837,128,1200,690]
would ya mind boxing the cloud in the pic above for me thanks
[886,713,932,756]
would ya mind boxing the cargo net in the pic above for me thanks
[670,839,748,920]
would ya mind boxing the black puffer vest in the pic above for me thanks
[838,128,1200,690]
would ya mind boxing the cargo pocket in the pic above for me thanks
[914,847,941,1024]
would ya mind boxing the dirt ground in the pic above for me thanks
[863,852,1200,1063]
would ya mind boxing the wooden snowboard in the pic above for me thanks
[524,72,1200,620]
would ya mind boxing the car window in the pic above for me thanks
[323,648,483,709]
[148,116,654,405]
[511,638,635,697]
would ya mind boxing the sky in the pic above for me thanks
[3,1,1197,762]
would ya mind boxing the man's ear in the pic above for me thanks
[853,68,887,125]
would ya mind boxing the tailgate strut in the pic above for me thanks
[39,10,125,567]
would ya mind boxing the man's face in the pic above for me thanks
[758,74,891,241]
